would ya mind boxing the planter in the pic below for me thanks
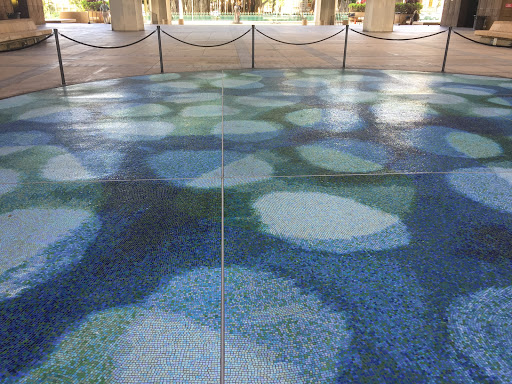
[59,11,89,23]
[394,13,413,25]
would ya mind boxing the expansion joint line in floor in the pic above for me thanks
[220,71,226,384]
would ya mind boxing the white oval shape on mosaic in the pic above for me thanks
[372,101,430,123]
[446,131,502,158]
[405,93,467,105]
[235,95,297,108]
[210,78,264,89]
[449,286,512,384]
[406,126,502,158]
[164,92,221,104]
[66,92,140,102]
[112,313,307,384]
[95,121,175,141]
[0,95,33,109]
[440,86,497,96]
[285,109,322,127]
[471,107,511,117]
[187,155,273,189]
[318,89,378,104]
[20,107,90,124]
[108,104,172,118]
[192,72,227,80]
[0,208,92,275]
[144,266,352,383]
[0,169,19,196]
[488,97,512,107]
[298,144,384,173]
[286,108,363,132]
[283,78,329,88]
[214,120,282,142]
[181,105,239,118]
[254,192,409,253]
[148,81,200,93]
[42,153,94,181]
[0,146,32,157]
[447,167,512,214]
[0,131,52,146]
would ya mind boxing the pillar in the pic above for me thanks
[110,0,145,31]
[363,0,395,32]
[150,0,172,23]
[314,0,336,25]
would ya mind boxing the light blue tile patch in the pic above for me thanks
[181,105,238,117]
[213,120,282,142]
[16,107,91,124]
[285,108,364,132]
[94,121,176,141]
[145,266,352,383]
[106,103,172,118]
[447,166,512,214]
[0,208,100,299]
[406,126,502,158]
[449,286,512,384]
[163,92,221,104]
[283,78,329,88]
[439,85,497,96]
[253,192,410,254]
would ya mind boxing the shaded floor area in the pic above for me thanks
[0,23,511,99]
[0,69,512,383]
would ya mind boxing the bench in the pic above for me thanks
[0,20,52,52]
[474,21,512,46]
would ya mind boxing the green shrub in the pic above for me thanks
[395,2,423,14]
[348,3,365,12]
[71,0,107,11]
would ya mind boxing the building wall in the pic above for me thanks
[27,0,45,24]
[0,0,44,24]
[0,0,15,20]
[443,0,512,28]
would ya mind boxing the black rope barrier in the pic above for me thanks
[256,27,345,45]
[161,28,251,47]
[349,27,447,41]
[59,30,156,49]
[452,30,512,48]
[0,33,54,53]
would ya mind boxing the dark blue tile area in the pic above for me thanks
[224,173,512,383]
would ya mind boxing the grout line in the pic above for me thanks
[1,168,512,187]
[220,70,225,384]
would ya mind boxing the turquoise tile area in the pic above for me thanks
[0,69,511,383]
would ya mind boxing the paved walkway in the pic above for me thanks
[1,23,511,99]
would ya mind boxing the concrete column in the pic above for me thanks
[314,0,336,25]
[110,0,145,31]
[150,0,172,23]
[363,0,395,32]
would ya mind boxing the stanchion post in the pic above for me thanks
[53,29,66,86]
[157,26,164,74]
[442,26,452,73]
[343,25,349,69]
[251,25,255,69]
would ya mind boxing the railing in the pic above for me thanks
[1,25,510,87]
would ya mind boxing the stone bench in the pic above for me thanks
[0,19,52,51]
[474,21,512,46]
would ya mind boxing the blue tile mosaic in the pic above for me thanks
[0,68,511,383]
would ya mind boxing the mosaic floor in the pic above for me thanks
[0,69,511,383]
